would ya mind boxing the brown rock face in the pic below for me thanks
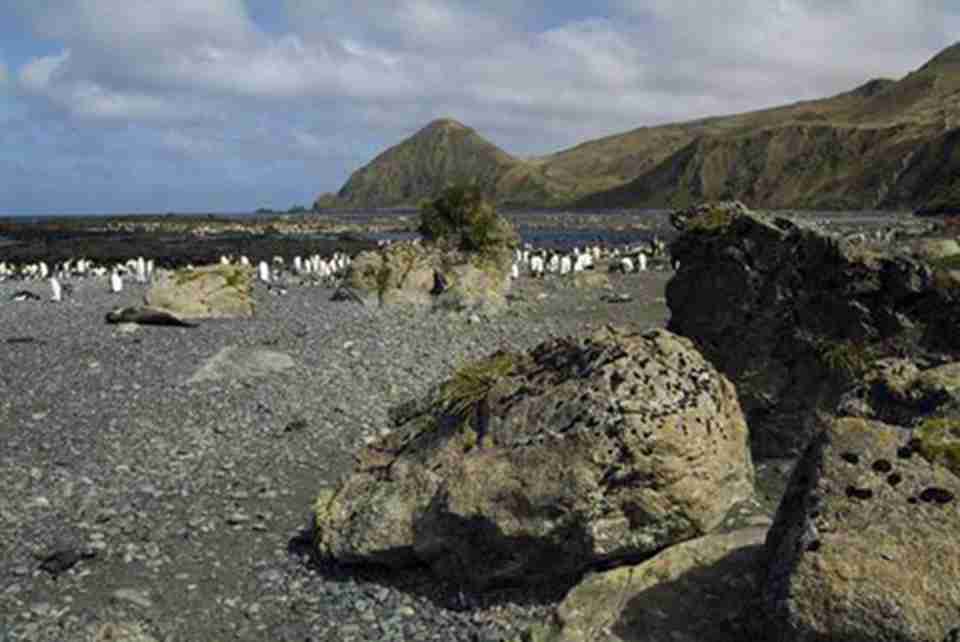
[763,417,960,642]
[144,265,255,319]
[666,202,960,457]
[314,327,754,589]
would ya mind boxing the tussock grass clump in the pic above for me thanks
[913,417,960,476]
[439,351,526,417]
[814,338,876,380]
[418,184,512,253]
[685,206,738,234]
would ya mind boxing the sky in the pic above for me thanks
[1,1,958,215]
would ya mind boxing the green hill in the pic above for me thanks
[318,43,960,212]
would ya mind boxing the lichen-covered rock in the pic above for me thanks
[667,202,960,457]
[344,243,435,307]
[853,359,960,426]
[342,241,512,311]
[314,327,754,589]
[530,527,767,642]
[763,417,960,641]
[144,264,254,319]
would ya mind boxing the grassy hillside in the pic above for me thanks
[320,43,960,212]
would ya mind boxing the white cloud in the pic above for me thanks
[4,0,960,213]
[18,50,70,92]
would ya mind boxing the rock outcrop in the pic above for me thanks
[666,202,960,457]
[342,240,514,312]
[763,417,960,641]
[144,264,255,320]
[314,327,754,589]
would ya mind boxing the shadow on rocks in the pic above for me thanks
[285,522,577,614]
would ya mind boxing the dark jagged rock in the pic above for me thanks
[666,202,960,458]
[39,548,96,577]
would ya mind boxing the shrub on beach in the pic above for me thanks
[417,184,517,253]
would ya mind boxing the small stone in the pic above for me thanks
[226,512,250,525]
[111,589,153,609]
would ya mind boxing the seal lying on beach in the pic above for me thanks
[10,290,42,302]
[105,306,199,327]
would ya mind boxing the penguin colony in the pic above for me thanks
[0,251,354,302]
[1,237,670,302]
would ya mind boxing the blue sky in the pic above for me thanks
[1,1,957,215]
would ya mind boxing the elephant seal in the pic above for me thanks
[105,306,199,327]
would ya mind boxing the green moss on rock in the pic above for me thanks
[914,417,960,476]
[685,206,738,233]
[815,338,876,380]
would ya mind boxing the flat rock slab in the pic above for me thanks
[187,346,296,384]
[532,526,768,642]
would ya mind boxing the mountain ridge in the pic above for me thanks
[316,43,960,212]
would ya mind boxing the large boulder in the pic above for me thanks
[528,527,768,642]
[667,201,960,457]
[144,264,255,319]
[314,327,754,589]
[343,241,513,312]
[763,417,960,641]
[344,242,435,307]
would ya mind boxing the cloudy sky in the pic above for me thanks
[1,1,958,215]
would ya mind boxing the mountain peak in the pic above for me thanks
[422,118,469,133]
[325,118,523,208]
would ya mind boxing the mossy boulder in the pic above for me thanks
[342,190,516,312]
[910,237,960,262]
[913,417,960,476]
[145,264,255,319]
[314,327,754,589]
[669,201,749,235]
[344,243,435,307]
[343,241,512,311]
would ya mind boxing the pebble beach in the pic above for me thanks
[0,269,671,642]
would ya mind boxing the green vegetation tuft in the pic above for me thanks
[815,338,876,380]
[418,184,508,253]
[439,351,526,417]
[684,206,738,234]
[913,417,960,476]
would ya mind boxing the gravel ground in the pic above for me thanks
[0,269,673,642]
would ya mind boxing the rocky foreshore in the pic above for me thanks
[0,268,673,642]
[3,205,959,642]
